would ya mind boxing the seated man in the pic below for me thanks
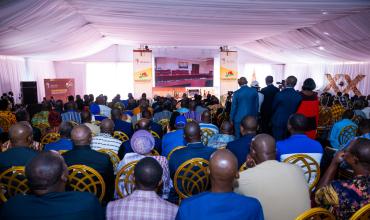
[315,138,370,220]
[199,110,219,145]
[207,121,235,149]
[107,157,177,220]
[153,100,172,122]
[276,114,323,163]
[91,119,122,153]
[111,108,133,137]
[226,116,257,168]
[176,149,263,220]
[329,110,357,150]
[81,110,100,135]
[44,121,74,151]
[169,121,216,177]
[235,134,311,220]
[162,115,187,157]
[63,125,114,201]
[142,109,163,138]
[0,123,38,172]
[0,151,104,220]
[61,102,81,124]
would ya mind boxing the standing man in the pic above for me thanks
[271,76,302,140]
[230,77,259,138]
[260,76,279,134]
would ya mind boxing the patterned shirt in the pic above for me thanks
[315,175,370,220]
[107,190,178,220]
[330,104,345,123]
[207,134,235,148]
[31,111,49,126]
[61,111,81,124]
[153,110,172,122]
[0,111,16,132]
[91,133,122,153]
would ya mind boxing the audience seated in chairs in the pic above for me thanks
[226,116,257,169]
[161,115,187,157]
[142,109,163,138]
[315,138,370,220]
[107,157,177,220]
[199,110,219,144]
[15,109,41,142]
[341,119,370,150]
[115,130,171,199]
[62,125,114,202]
[44,121,74,151]
[235,134,311,220]
[207,120,235,149]
[183,100,201,123]
[176,149,263,220]
[61,102,81,124]
[81,110,100,135]
[91,119,122,153]
[0,151,104,220]
[329,110,358,150]
[153,100,172,123]
[31,101,51,127]
[111,108,133,137]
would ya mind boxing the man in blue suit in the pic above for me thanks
[230,77,259,138]
[260,76,279,134]
[271,76,302,140]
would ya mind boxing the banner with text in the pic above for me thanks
[44,78,75,102]
[133,50,152,81]
[220,51,238,80]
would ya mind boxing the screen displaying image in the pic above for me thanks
[155,57,214,87]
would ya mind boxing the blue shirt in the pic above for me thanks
[329,119,357,149]
[176,192,264,220]
[61,111,81,124]
[226,134,255,168]
[44,138,73,151]
[276,134,323,163]
[342,132,370,150]
[113,119,133,137]
[162,129,186,157]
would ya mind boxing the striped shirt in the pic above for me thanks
[91,133,122,153]
[61,111,81,124]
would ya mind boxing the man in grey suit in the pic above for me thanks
[230,77,259,138]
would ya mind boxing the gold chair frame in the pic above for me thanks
[0,166,29,203]
[67,165,106,202]
[338,125,357,147]
[150,130,160,139]
[350,203,370,220]
[201,128,215,146]
[151,149,160,156]
[41,132,61,145]
[167,146,186,161]
[113,131,129,142]
[239,162,248,172]
[174,158,210,199]
[97,149,120,170]
[58,150,68,155]
[68,121,79,127]
[295,207,335,220]
[283,154,320,191]
[115,160,138,198]
[158,119,169,131]
[33,122,50,131]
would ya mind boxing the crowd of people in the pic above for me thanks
[0,75,369,220]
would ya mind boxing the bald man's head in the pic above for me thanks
[250,134,276,164]
[209,149,238,192]
[136,118,151,131]
[240,116,257,135]
[184,121,201,143]
[201,110,211,123]
[100,118,114,134]
[9,122,33,147]
[71,125,92,146]
[220,121,233,135]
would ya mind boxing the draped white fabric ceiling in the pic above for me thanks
[0,0,369,62]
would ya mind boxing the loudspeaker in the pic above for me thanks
[20,81,38,105]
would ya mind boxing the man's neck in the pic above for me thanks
[353,165,370,176]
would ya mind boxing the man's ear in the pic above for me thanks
[235,172,240,180]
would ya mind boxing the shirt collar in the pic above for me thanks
[187,142,204,148]
[98,133,113,138]
[131,190,159,198]
[73,145,91,150]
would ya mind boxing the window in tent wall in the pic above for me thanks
[86,62,133,101]
[242,64,273,88]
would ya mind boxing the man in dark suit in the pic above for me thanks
[111,108,134,137]
[226,116,257,169]
[0,151,104,220]
[260,76,279,134]
[230,77,259,138]
[63,125,114,202]
[142,109,163,138]
[271,76,302,140]
[0,122,38,172]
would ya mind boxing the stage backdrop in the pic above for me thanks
[44,78,75,101]
[220,51,238,99]
[133,50,153,98]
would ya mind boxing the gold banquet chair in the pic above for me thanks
[239,162,248,172]
[338,125,357,148]
[150,130,160,139]
[33,122,50,131]
[68,121,79,127]
[201,128,215,146]
[158,119,169,131]
[295,207,335,220]
[151,149,160,156]
[97,149,120,170]
[0,166,29,203]
[167,146,186,161]
[350,203,370,220]
[67,165,106,202]
[174,158,210,200]
[115,160,138,198]
[113,131,129,142]
[283,154,320,191]
[41,132,61,145]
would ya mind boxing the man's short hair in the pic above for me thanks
[59,121,74,138]
[286,76,297,87]
[134,157,163,189]
[342,110,354,119]
[15,109,29,122]
[350,138,370,166]
[288,114,307,132]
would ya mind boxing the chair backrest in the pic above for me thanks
[158,119,169,131]
[239,162,248,172]
[283,154,320,191]
[58,150,68,155]
[174,158,210,199]
[151,149,160,156]
[0,115,11,133]
[339,125,357,146]
[113,131,129,142]
[67,165,106,202]
[33,122,50,131]
[295,207,335,220]
[150,130,160,139]
[115,160,138,198]
[167,146,186,161]
[0,166,29,203]
[68,121,79,127]
[350,203,370,220]
[97,149,120,170]
[201,128,215,146]
[41,132,61,145]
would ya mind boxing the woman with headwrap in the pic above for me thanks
[115,130,171,199]
[45,110,62,134]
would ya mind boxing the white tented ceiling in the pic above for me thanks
[0,0,369,62]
